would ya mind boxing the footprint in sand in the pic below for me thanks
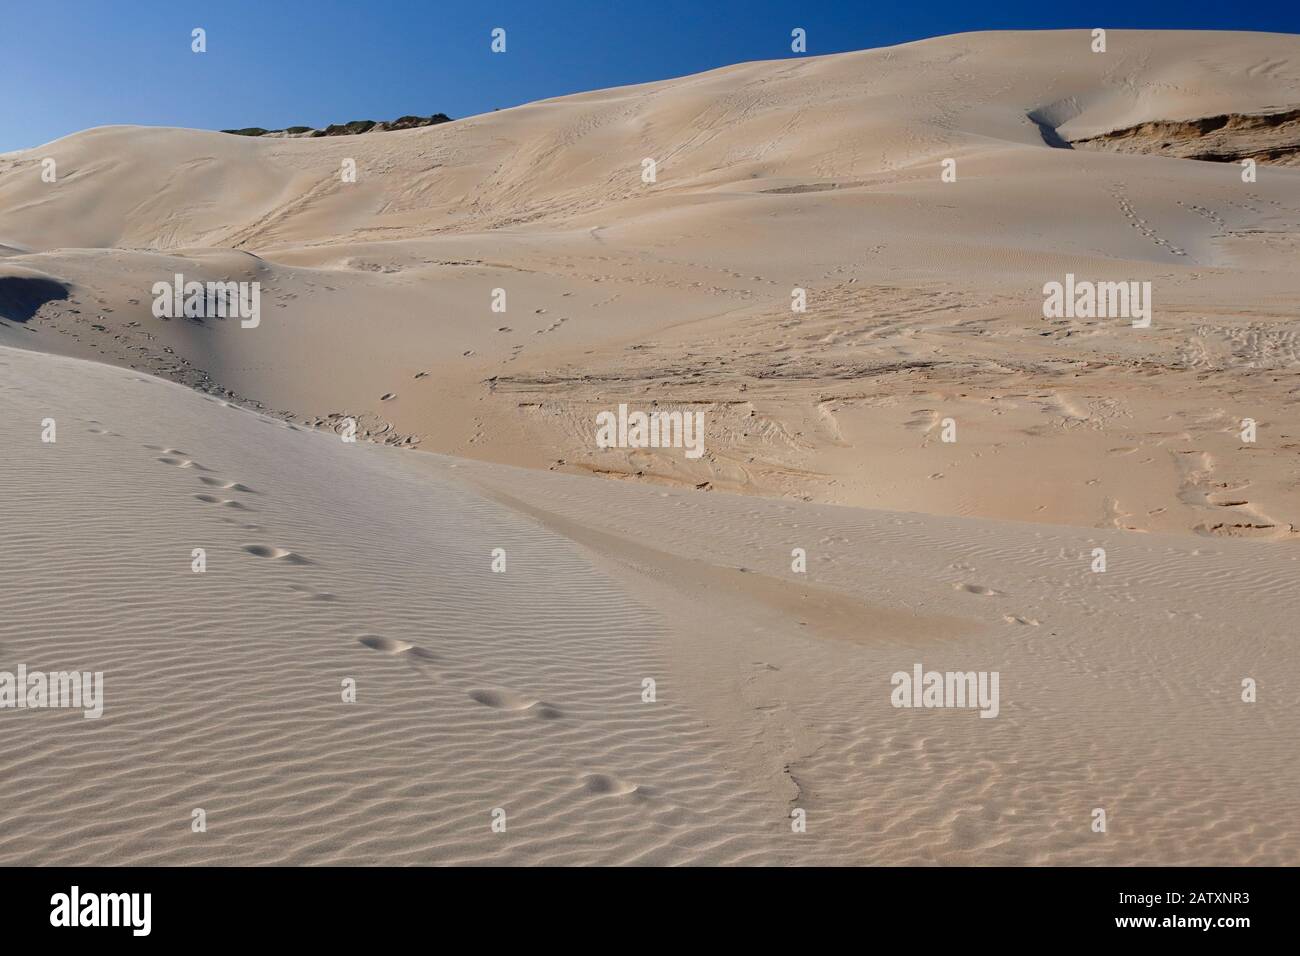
[287,584,337,602]
[157,457,208,470]
[581,774,640,797]
[1003,614,1041,626]
[468,688,562,719]
[242,544,311,564]
[194,494,253,510]
[357,635,439,661]
[361,635,411,654]
[955,583,1003,596]
[198,476,256,493]
[1213,500,1251,509]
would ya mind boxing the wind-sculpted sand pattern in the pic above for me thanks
[445,454,1300,865]
[0,349,791,865]
[1,27,1299,869]
[9,345,1296,866]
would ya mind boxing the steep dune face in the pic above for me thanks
[1070,107,1300,165]
[2,29,1299,537]
[3,30,1297,253]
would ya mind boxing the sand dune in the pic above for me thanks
[4,30,1299,536]
[2,29,1299,864]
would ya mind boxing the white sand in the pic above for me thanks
[1,29,1298,864]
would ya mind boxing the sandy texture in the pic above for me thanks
[1,29,1298,864]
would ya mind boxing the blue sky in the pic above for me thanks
[3,0,1296,152]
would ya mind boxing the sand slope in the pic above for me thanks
[2,29,1300,864]
[2,342,1297,864]
[0,345,790,864]
[3,30,1298,251]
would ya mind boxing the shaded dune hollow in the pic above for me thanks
[0,274,71,322]
[1069,106,1300,164]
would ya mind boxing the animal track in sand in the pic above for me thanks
[468,688,562,718]
[242,544,311,564]
[380,392,396,401]
[955,583,1003,596]
[1003,614,1041,626]
[1113,189,1186,256]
